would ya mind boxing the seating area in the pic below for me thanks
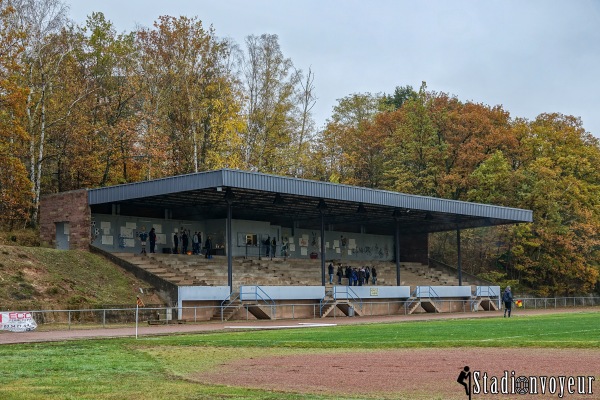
[112,253,473,289]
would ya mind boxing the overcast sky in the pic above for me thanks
[67,0,600,138]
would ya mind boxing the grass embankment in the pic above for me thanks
[0,311,598,399]
[0,244,160,310]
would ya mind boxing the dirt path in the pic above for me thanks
[1,307,597,345]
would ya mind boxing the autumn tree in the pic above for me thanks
[504,114,600,295]
[383,83,443,196]
[136,15,244,176]
[311,92,382,185]
[71,12,143,187]
[380,84,417,110]
[289,66,316,177]
[11,0,69,224]
[241,33,303,173]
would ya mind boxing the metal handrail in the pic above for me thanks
[219,291,240,320]
[319,289,334,316]
[240,286,276,318]
[414,286,442,311]
[472,286,501,311]
[476,286,500,297]
[404,287,420,312]
[333,286,363,311]
[12,296,600,328]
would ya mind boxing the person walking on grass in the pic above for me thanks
[503,286,514,318]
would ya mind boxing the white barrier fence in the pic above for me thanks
[1,296,598,330]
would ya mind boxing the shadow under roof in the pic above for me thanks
[88,169,533,235]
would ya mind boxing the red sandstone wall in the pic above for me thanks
[39,190,90,250]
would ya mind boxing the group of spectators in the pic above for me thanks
[328,263,377,286]
[171,229,212,258]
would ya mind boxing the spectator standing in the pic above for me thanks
[336,265,343,284]
[365,266,370,285]
[264,236,270,258]
[371,267,377,285]
[149,228,156,253]
[328,263,334,284]
[173,232,179,254]
[182,230,189,254]
[271,237,277,259]
[139,231,148,255]
[205,236,213,259]
[192,232,199,254]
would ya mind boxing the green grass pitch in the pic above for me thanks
[0,311,598,399]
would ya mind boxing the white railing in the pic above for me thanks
[4,296,598,330]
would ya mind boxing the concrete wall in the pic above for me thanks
[180,301,220,321]
[173,285,500,321]
[416,285,472,298]
[39,190,91,250]
[219,219,428,263]
[240,286,325,301]
[60,210,428,264]
[333,285,411,299]
[179,286,230,302]
[91,213,207,254]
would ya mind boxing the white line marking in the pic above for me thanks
[225,323,337,330]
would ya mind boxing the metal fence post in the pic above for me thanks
[103,309,106,328]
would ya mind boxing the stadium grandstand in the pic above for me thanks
[39,169,532,321]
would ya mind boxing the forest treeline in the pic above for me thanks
[1,0,599,295]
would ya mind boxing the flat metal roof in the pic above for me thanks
[88,169,532,234]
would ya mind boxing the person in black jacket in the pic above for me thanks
[205,236,212,259]
[149,228,156,253]
[503,286,514,317]
[173,232,179,254]
[182,230,189,254]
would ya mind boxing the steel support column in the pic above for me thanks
[227,201,233,291]
[320,211,326,286]
[457,228,462,286]
[395,219,401,286]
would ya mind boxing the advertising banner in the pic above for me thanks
[0,311,38,332]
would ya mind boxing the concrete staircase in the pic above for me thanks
[109,253,477,289]
[112,252,198,285]
[405,296,442,314]
[471,296,499,311]
[211,299,242,321]
[245,303,276,320]
[319,284,363,317]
